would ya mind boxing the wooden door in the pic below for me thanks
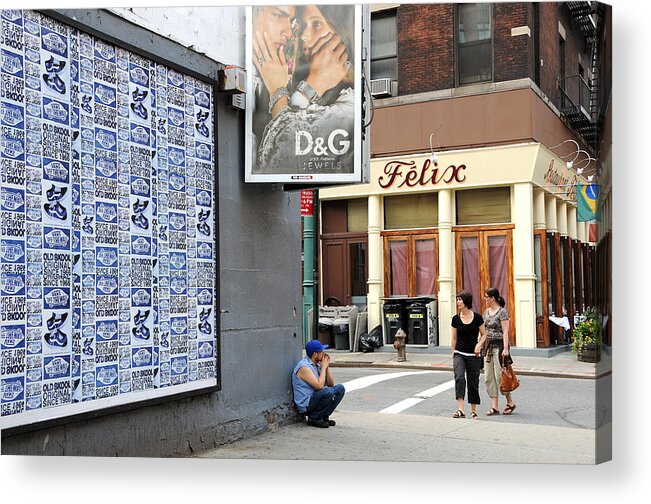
[322,240,345,306]
[321,237,367,307]
[455,227,515,345]
[534,230,550,347]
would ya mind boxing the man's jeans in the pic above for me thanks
[305,384,346,421]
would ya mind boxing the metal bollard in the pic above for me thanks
[393,328,407,362]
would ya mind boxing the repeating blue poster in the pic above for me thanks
[0,10,217,423]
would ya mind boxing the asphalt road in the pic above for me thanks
[196,367,610,464]
[334,368,610,430]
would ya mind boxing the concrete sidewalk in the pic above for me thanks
[328,346,612,379]
[194,347,611,464]
[196,410,603,464]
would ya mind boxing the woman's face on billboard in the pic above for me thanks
[300,5,333,59]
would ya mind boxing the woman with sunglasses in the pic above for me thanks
[483,287,516,415]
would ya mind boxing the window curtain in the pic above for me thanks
[461,237,480,309]
[390,240,408,295]
[488,235,508,310]
[416,239,436,295]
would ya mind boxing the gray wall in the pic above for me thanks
[1,8,303,457]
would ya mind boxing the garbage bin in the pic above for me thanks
[318,318,334,347]
[407,300,428,345]
[332,317,350,350]
[383,301,405,345]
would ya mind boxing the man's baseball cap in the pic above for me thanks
[306,340,329,356]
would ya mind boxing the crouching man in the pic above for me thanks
[292,340,346,428]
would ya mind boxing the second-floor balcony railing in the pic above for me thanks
[558,74,592,119]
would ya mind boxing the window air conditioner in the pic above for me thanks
[370,78,394,98]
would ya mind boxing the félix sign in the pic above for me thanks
[378,159,467,189]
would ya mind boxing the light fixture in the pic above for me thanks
[574,155,596,169]
[429,126,442,164]
[574,155,597,182]
[550,139,580,157]
[550,139,595,173]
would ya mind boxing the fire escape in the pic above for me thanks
[558,2,606,151]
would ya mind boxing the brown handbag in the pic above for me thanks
[499,355,520,392]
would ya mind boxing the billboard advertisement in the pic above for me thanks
[0,9,218,429]
[245,5,362,184]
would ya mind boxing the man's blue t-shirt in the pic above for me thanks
[292,356,320,413]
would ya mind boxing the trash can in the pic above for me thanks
[318,318,334,347]
[332,317,350,350]
[383,301,405,345]
[407,300,428,345]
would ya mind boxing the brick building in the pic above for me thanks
[318,2,612,351]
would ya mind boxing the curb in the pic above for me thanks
[330,361,610,380]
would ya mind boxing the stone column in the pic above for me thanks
[557,200,568,237]
[546,194,558,233]
[568,206,578,240]
[437,189,454,347]
[533,188,547,230]
[577,220,587,243]
[512,183,537,349]
[367,195,383,330]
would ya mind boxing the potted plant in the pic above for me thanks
[571,308,602,363]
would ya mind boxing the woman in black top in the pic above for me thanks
[450,290,486,419]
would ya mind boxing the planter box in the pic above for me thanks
[577,344,601,363]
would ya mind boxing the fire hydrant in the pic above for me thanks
[393,328,407,362]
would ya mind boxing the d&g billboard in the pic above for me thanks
[245,5,362,184]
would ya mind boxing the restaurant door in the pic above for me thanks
[455,227,515,345]
[321,236,368,308]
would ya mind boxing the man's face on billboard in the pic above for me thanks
[253,6,296,52]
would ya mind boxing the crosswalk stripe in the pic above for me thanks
[340,370,437,392]
[414,379,456,398]
[379,397,425,414]
[380,379,456,414]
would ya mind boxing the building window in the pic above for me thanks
[456,187,510,225]
[457,3,492,85]
[371,10,398,81]
[384,233,438,298]
[384,193,438,230]
[347,199,368,233]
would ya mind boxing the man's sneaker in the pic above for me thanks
[306,418,329,428]
[323,417,336,426]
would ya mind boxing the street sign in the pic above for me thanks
[300,190,314,216]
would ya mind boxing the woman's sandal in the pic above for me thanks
[503,404,516,415]
[486,407,500,416]
[453,409,465,418]
[471,411,478,420]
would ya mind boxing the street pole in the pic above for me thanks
[312,189,320,344]
[301,190,315,346]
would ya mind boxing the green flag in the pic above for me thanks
[576,184,600,222]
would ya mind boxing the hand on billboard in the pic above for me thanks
[306,32,350,97]
[253,30,289,98]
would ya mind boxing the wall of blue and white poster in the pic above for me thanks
[0,9,217,427]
